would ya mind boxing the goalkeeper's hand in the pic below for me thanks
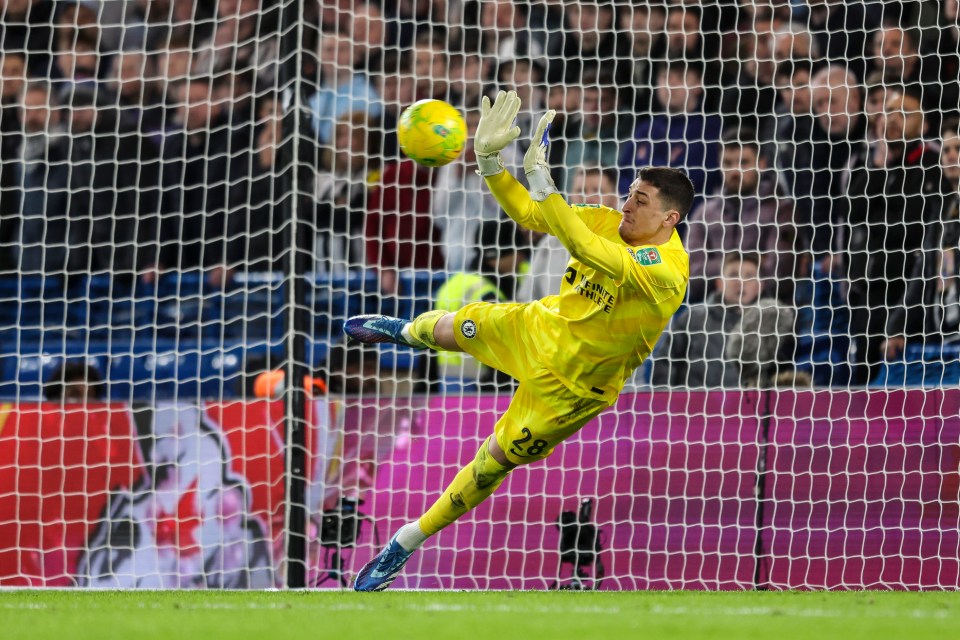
[475,90,521,177]
[523,109,558,202]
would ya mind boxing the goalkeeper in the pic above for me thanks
[345,90,692,591]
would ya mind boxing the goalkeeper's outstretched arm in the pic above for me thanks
[473,90,551,234]
[474,91,632,281]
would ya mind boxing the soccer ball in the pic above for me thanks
[397,99,467,167]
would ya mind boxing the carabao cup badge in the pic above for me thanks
[460,319,477,339]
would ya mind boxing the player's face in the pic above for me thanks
[881,92,925,144]
[619,179,677,245]
[721,145,762,195]
[720,259,761,306]
[20,88,53,134]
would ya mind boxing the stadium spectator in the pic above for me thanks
[349,0,388,74]
[517,166,620,303]
[544,1,623,86]
[447,32,496,111]
[869,19,946,129]
[306,27,381,147]
[412,28,451,102]
[559,82,626,194]
[721,11,780,145]
[124,0,215,51]
[541,77,583,187]
[315,110,380,272]
[194,0,276,80]
[847,84,943,383]
[52,28,100,88]
[56,83,154,275]
[227,93,288,273]
[664,3,704,61]
[870,21,925,87]
[471,0,542,62]
[433,218,529,391]
[0,0,54,76]
[392,0,455,48]
[863,69,893,151]
[618,61,722,207]
[373,50,415,160]
[881,118,960,360]
[662,3,723,110]
[432,109,509,274]
[364,149,444,297]
[615,2,666,116]
[937,0,960,125]
[107,49,165,135]
[14,79,71,274]
[650,251,796,389]
[775,60,814,120]
[157,76,250,274]
[788,63,869,261]
[772,59,815,210]
[0,51,26,271]
[496,57,546,153]
[0,50,25,105]
[686,130,795,304]
[155,33,195,112]
[806,0,880,81]
[44,360,105,403]
[772,21,821,67]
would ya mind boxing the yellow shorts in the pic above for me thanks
[452,302,608,465]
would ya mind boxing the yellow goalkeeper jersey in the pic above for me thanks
[486,171,689,401]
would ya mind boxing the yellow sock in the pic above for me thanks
[408,309,448,350]
[419,436,512,536]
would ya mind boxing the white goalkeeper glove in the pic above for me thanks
[474,90,521,177]
[523,110,558,201]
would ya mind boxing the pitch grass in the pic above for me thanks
[2,590,957,640]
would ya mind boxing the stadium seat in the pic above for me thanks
[308,270,379,340]
[155,272,222,339]
[220,272,285,341]
[793,263,852,387]
[68,274,156,342]
[0,276,68,345]
[1,341,110,401]
[870,341,960,387]
[396,271,446,319]
[0,271,433,400]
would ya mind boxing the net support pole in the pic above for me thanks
[278,0,309,589]
[752,390,772,590]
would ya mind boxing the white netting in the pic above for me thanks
[0,0,958,590]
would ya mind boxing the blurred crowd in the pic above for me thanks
[1,0,959,387]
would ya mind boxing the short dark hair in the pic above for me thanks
[576,165,618,189]
[720,127,760,154]
[636,166,695,219]
[775,59,811,84]
[941,116,960,138]
[723,250,761,270]
[44,361,105,401]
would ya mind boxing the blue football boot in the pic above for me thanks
[342,315,426,348]
[353,533,414,592]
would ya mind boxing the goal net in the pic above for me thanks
[1,0,958,590]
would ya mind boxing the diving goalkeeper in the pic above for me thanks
[345,90,693,591]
